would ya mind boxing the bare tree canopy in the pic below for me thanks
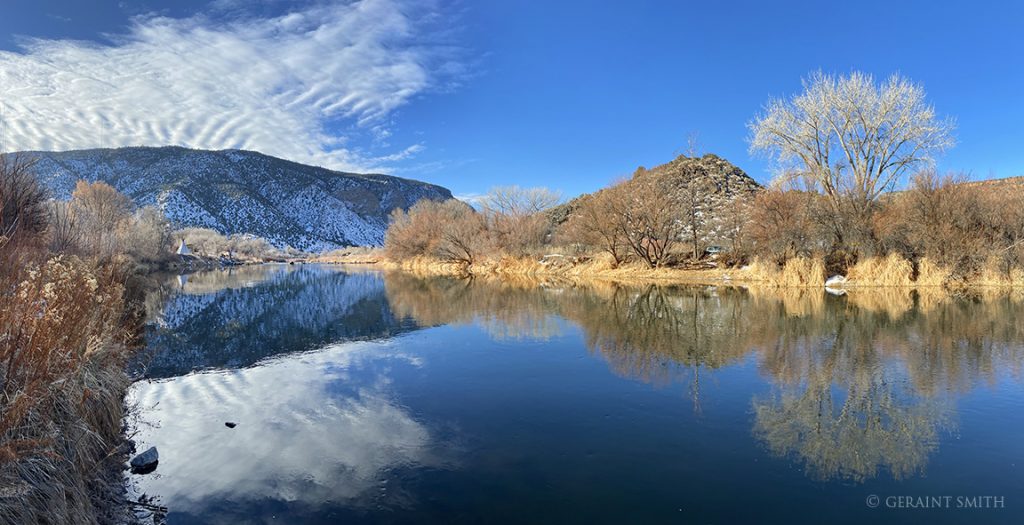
[749,71,955,220]
[480,186,561,256]
[0,154,47,245]
[480,186,561,218]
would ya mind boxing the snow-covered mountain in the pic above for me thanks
[22,146,453,251]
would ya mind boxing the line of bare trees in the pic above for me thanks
[384,186,561,264]
[1,154,176,268]
[382,70,1018,283]
[743,173,1024,278]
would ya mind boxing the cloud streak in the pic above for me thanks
[0,0,461,172]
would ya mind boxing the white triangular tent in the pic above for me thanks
[176,239,192,255]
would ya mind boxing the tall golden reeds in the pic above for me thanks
[846,253,914,287]
[0,254,136,524]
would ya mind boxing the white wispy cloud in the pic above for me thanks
[0,0,462,172]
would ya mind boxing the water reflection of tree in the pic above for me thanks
[560,285,753,387]
[749,298,954,482]
[382,272,1024,483]
[749,289,1024,482]
[383,272,563,341]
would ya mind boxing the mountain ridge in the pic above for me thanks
[15,146,453,251]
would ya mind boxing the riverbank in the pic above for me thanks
[0,255,148,525]
[314,249,1024,290]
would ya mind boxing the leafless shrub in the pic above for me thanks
[745,187,826,263]
[46,201,81,253]
[617,170,685,268]
[384,199,489,265]
[0,154,47,248]
[558,187,632,266]
[175,227,278,259]
[480,186,561,256]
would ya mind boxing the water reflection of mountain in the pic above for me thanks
[382,272,1024,482]
[140,265,420,378]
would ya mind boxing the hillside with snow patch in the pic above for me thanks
[20,146,453,251]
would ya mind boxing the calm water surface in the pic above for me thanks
[128,264,1024,524]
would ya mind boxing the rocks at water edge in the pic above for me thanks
[130,447,159,474]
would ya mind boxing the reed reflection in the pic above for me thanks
[382,271,1024,482]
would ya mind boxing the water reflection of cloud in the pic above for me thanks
[128,340,447,513]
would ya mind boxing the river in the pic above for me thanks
[126,264,1024,524]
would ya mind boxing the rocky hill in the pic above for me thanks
[552,153,761,245]
[19,146,453,251]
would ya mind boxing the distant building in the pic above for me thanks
[176,239,192,255]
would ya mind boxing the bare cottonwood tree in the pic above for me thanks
[70,180,134,256]
[481,186,561,255]
[126,206,173,261]
[619,170,683,268]
[749,71,955,247]
[678,178,710,260]
[560,184,631,266]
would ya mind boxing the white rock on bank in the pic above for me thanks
[824,275,847,288]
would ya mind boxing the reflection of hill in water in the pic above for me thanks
[140,265,419,378]
[382,272,1024,482]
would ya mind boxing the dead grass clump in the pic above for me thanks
[846,253,914,287]
[975,256,1017,287]
[489,255,547,276]
[315,246,385,264]
[742,257,781,284]
[0,255,135,524]
[779,257,826,288]
[915,257,952,287]
[745,256,825,287]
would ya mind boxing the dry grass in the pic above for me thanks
[377,252,732,286]
[973,256,1024,288]
[380,254,473,277]
[0,253,137,524]
[743,256,825,288]
[375,250,1024,291]
[845,253,914,287]
[915,257,952,287]
[313,246,386,264]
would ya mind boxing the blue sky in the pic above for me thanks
[1,0,1022,200]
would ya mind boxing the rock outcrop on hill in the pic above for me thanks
[551,153,761,249]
